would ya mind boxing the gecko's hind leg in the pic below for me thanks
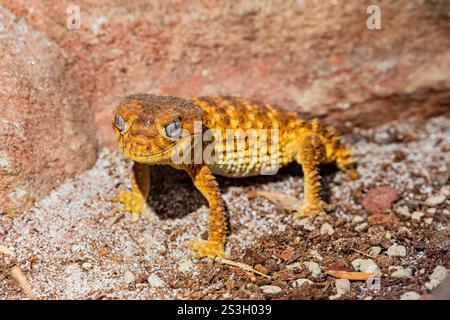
[113,162,157,222]
[294,133,328,219]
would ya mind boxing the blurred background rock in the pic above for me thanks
[1,0,449,214]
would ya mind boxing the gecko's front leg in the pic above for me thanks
[184,164,227,258]
[113,162,157,222]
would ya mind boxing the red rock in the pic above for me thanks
[279,248,295,261]
[362,187,398,214]
[326,259,353,272]
[0,7,97,215]
[2,1,449,147]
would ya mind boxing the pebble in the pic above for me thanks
[425,195,446,206]
[387,244,407,257]
[352,216,365,223]
[124,271,136,285]
[286,262,302,270]
[260,285,282,294]
[310,249,323,261]
[178,260,194,273]
[368,246,382,257]
[361,186,398,214]
[304,261,322,277]
[81,262,92,271]
[351,258,380,273]
[296,218,315,231]
[395,206,411,218]
[320,223,334,236]
[425,266,448,290]
[292,278,313,288]
[354,223,368,232]
[424,217,433,224]
[148,274,165,288]
[389,266,413,278]
[411,211,424,221]
[400,291,421,300]
[330,279,351,300]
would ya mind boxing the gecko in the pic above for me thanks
[112,94,359,258]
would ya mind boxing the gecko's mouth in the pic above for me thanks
[119,134,195,164]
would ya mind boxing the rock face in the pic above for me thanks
[1,1,449,214]
[0,6,97,215]
[3,0,450,148]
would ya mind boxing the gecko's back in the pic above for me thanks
[192,96,346,178]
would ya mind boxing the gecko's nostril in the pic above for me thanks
[147,146,152,153]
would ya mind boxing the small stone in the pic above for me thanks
[389,266,413,278]
[425,266,448,290]
[320,223,334,236]
[286,262,302,270]
[292,278,313,288]
[352,215,365,223]
[362,186,398,214]
[354,222,368,232]
[369,246,382,257]
[400,291,421,300]
[147,274,165,288]
[310,249,323,261]
[395,206,411,217]
[424,217,433,224]
[364,296,373,300]
[178,260,194,273]
[411,211,424,221]
[296,218,315,231]
[351,259,380,273]
[425,195,446,206]
[260,285,282,294]
[427,207,437,214]
[330,279,351,299]
[387,244,407,257]
[304,261,322,277]
[81,262,92,271]
[398,227,412,237]
[124,271,136,285]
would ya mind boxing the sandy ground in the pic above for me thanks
[0,116,449,300]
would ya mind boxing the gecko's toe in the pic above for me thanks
[112,189,157,222]
[185,239,224,259]
[293,204,326,219]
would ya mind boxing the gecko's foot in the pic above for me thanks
[185,239,225,259]
[112,189,157,222]
[344,168,360,180]
[293,204,327,219]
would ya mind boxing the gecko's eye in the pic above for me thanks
[164,118,182,139]
[115,113,125,131]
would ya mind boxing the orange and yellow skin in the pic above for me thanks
[112,94,359,258]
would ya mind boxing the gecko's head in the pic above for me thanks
[112,94,203,164]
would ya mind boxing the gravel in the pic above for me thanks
[148,274,165,288]
[320,223,334,236]
[351,259,380,273]
[387,244,407,257]
[400,291,421,300]
[292,278,313,288]
[304,261,322,278]
[425,195,446,206]
[0,116,449,300]
[425,266,449,290]
[389,266,413,278]
[330,279,351,300]
[260,285,282,294]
